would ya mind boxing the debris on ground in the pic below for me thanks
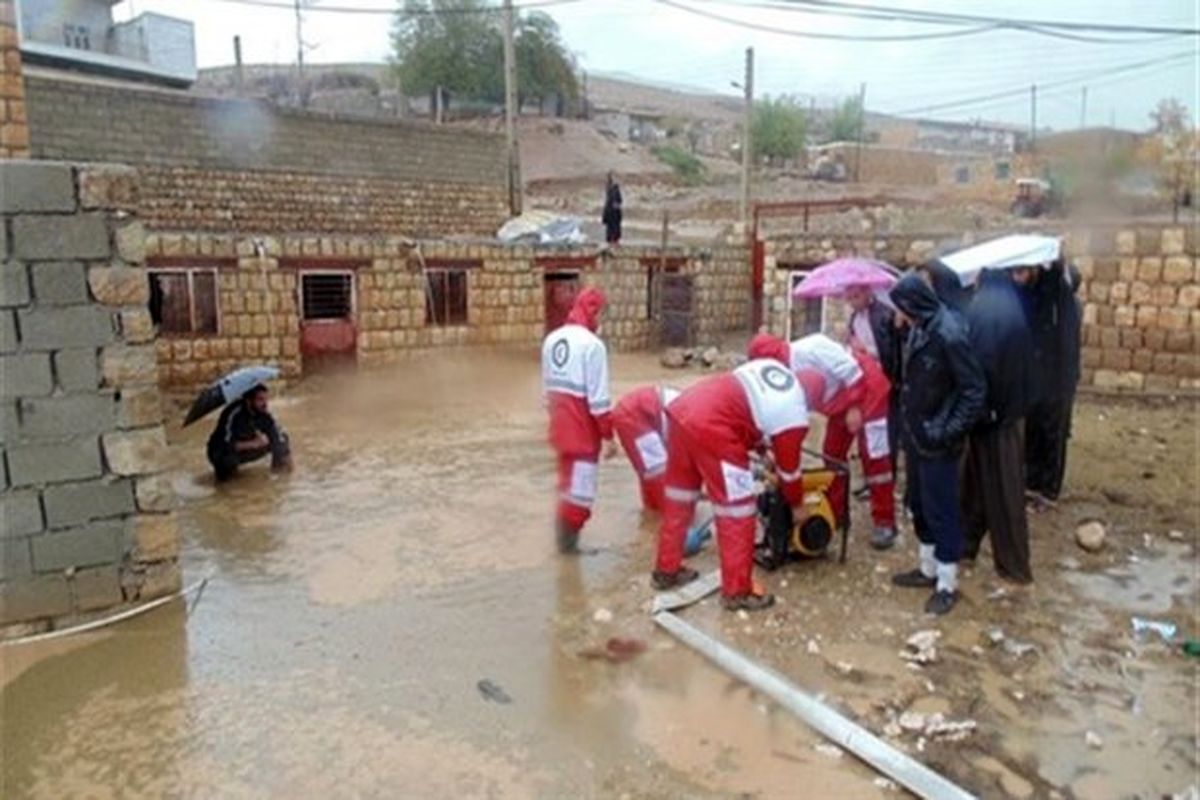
[806,639,822,656]
[660,348,690,368]
[1057,556,1082,570]
[1075,520,1107,552]
[658,346,745,371]
[1002,638,1038,659]
[1085,730,1104,749]
[1131,617,1177,642]
[593,608,614,623]
[579,637,648,663]
[873,777,898,792]
[813,743,844,759]
[923,713,977,741]
[477,679,513,704]
[1167,529,1186,541]
[900,630,941,665]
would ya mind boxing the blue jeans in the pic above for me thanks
[905,448,964,564]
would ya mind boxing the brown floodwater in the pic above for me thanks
[2,350,1196,799]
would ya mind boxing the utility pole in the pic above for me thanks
[740,46,754,232]
[581,69,589,119]
[1029,84,1037,150]
[853,82,867,183]
[294,0,306,107]
[233,36,244,98]
[503,0,521,216]
[1080,86,1088,129]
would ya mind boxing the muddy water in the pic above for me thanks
[2,351,1196,799]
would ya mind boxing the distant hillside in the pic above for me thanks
[587,74,742,123]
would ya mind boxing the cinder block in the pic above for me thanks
[0,573,71,624]
[54,348,99,392]
[0,353,53,398]
[18,306,115,349]
[0,261,30,308]
[17,394,115,439]
[0,162,75,213]
[113,221,146,264]
[101,428,167,476]
[0,489,43,537]
[100,344,157,387]
[7,438,103,486]
[70,565,123,612]
[31,261,88,305]
[0,311,16,354]
[12,214,110,261]
[1,538,34,583]
[31,519,127,572]
[42,478,134,529]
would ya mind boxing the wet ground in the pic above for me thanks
[2,350,1197,799]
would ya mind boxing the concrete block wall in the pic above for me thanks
[0,0,28,158]
[762,224,1200,393]
[24,74,509,237]
[148,233,752,388]
[1,161,180,636]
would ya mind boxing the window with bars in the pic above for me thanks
[301,273,354,320]
[62,24,91,50]
[425,269,470,326]
[148,269,218,335]
[787,270,826,339]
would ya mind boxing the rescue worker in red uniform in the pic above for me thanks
[749,333,897,549]
[541,288,616,554]
[612,384,681,514]
[653,349,809,611]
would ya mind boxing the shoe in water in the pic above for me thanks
[925,589,960,616]
[651,567,700,591]
[870,526,898,550]
[892,568,936,588]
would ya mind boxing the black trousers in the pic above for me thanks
[906,447,964,564]
[1026,392,1074,500]
[964,421,1032,583]
[208,431,290,482]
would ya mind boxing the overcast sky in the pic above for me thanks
[114,0,1198,131]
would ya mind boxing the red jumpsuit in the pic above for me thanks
[541,288,612,534]
[656,358,809,598]
[789,334,895,530]
[612,385,680,513]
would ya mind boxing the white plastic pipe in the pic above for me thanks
[654,611,977,800]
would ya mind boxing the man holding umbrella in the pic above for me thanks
[207,384,292,482]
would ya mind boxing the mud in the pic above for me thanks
[2,351,1196,799]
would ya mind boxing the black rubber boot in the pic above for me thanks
[556,519,581,554]
[651,567,700,591]
[892,568,936,588]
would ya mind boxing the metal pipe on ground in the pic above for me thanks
[653,611,978,800]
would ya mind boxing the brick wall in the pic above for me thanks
[146,232,751,389]
[1,161,180,636]
[762,225,1200,393]
[23,74,509,237]
[0,0,28,158]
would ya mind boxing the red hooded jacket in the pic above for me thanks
[541,288,614,455]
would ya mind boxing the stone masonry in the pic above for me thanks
[1,161,181,635]
[0,0,28,159]
[146,231,749,388]
[762,224,1199,393]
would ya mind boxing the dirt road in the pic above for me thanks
[2,351,1195,798]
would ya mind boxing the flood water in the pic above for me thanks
[2,351,1195,799]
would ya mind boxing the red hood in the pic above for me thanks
[566,287,607,331]
[746,333,790,366]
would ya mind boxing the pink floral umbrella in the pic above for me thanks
[792,257,898,298]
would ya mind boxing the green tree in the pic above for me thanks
[752,96,806,164]
[827,95,864,143]
[390,1,576,108]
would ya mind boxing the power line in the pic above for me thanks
[176,0,581,14]
[889,50,1196,116]
[654,0,1004,41]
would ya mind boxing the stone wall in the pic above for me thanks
[761,225,1200,393]
[0,0,28,159]
[23,74,509,237]
[147,232,750,388]
[1,161,180,635]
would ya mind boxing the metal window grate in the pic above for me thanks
[425,270,469,326]
[302,273,353,320]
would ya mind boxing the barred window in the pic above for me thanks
[301,273,354,320]
[425,263,476,326]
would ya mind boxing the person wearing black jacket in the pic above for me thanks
[602,172,623,245]
[889,273,986,615]
[845,284,904,549]
[206,385,292,482]
[1025,261,1082,505]
[962,269,1035,583]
